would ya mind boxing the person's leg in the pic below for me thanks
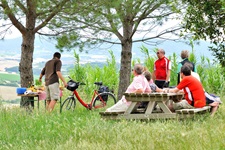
[106,99,128,112]
[173,100,194,111]
[46,100,51,110]
[155,80,164,89]
[48,83,60,112]
[48,100,57,112]
[208,102,219,117]
[45,85,51,111]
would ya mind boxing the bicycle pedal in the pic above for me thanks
[87,104,92,110]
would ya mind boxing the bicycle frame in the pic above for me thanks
[72,89,106,110]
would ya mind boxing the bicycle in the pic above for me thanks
[60,76,117,113]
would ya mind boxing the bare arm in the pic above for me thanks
[134,88,144,93]
[56,71,67,87]
[166,69,171,82]
[169,88,180,93]
[39,74,43,82]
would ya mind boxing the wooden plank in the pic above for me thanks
[145,101,155,114]
[99,111,124,115]
[175,106,211,114]
[119,113,177,120]
[157,102,172,113]
[124,102,137,114]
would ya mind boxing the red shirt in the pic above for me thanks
[154,56,171,80]
[177,76,206,108]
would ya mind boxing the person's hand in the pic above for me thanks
[63,81,68,87]
[163,81,169,88]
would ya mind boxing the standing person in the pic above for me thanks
[153,48,171,88]
[106,64,151,112]
[169,65,206,111]
[39,52,67,112]
[177,50,196,84]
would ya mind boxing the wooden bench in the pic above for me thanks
[175,106,211,119]
[99,112,124,120]
[100,92,183,120]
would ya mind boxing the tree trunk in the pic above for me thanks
[19,32,35,107]
[117,39,132,100]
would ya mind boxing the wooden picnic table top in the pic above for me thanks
[124,92,184,102]
[17,94,39,97]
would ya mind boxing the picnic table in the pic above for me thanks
[17,93,40,109]
[100,92,183,120]
[100,92,211,120]
[17,90,63,110]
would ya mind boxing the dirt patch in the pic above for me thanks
[0,86,20,100]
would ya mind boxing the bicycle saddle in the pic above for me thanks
[94,82,103,86]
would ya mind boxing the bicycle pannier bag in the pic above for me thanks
[97,86,109,101]
[67,80,78,91]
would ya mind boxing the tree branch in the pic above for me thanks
[34,0,70,33]
[0,1,26,34]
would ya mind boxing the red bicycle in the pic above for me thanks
[60,76,117,112]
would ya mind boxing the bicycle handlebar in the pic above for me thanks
[68,76,102,86]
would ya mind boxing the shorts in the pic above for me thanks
[45,82,60,101]
[173,100,194,110]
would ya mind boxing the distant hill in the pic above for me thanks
[0,37,214,76]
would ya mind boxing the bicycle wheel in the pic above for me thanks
[92,92,116,110]
[60,96,76,113]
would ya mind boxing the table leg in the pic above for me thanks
[38,96,39,110]
[145,101,155,114]
[124,102,137,114]
[157,102,172,113]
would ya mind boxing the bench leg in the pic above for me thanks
[145,101,155,114]
[124,102,137,114]
[158,102,172,113]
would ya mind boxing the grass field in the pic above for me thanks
[0,99,224,150]
[0,73,20,81]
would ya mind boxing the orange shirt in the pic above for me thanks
[177,76,206,108]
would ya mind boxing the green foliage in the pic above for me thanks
[197,57,225,95]
[140,45,156,73]
[34,79,42,86]
[183,0,225,67]
[0,73,20,87]
[168,52,178,86]
[68,50,119,99]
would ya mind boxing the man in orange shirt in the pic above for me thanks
[169,64,206,111]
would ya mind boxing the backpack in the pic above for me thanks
[97,85,109,101]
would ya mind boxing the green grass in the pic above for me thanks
[0,73,20,81]
[0,99,225,150]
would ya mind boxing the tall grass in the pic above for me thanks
[67,50,119,100]
[1,102,225,150]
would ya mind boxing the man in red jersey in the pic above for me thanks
[169,64,206,111]
[153,49,171,88]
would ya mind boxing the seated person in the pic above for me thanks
[169,65,206,112]
[184,62,222,116]
[138,71,164,109]
[143,71,163,92]
[105,64,151,112]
